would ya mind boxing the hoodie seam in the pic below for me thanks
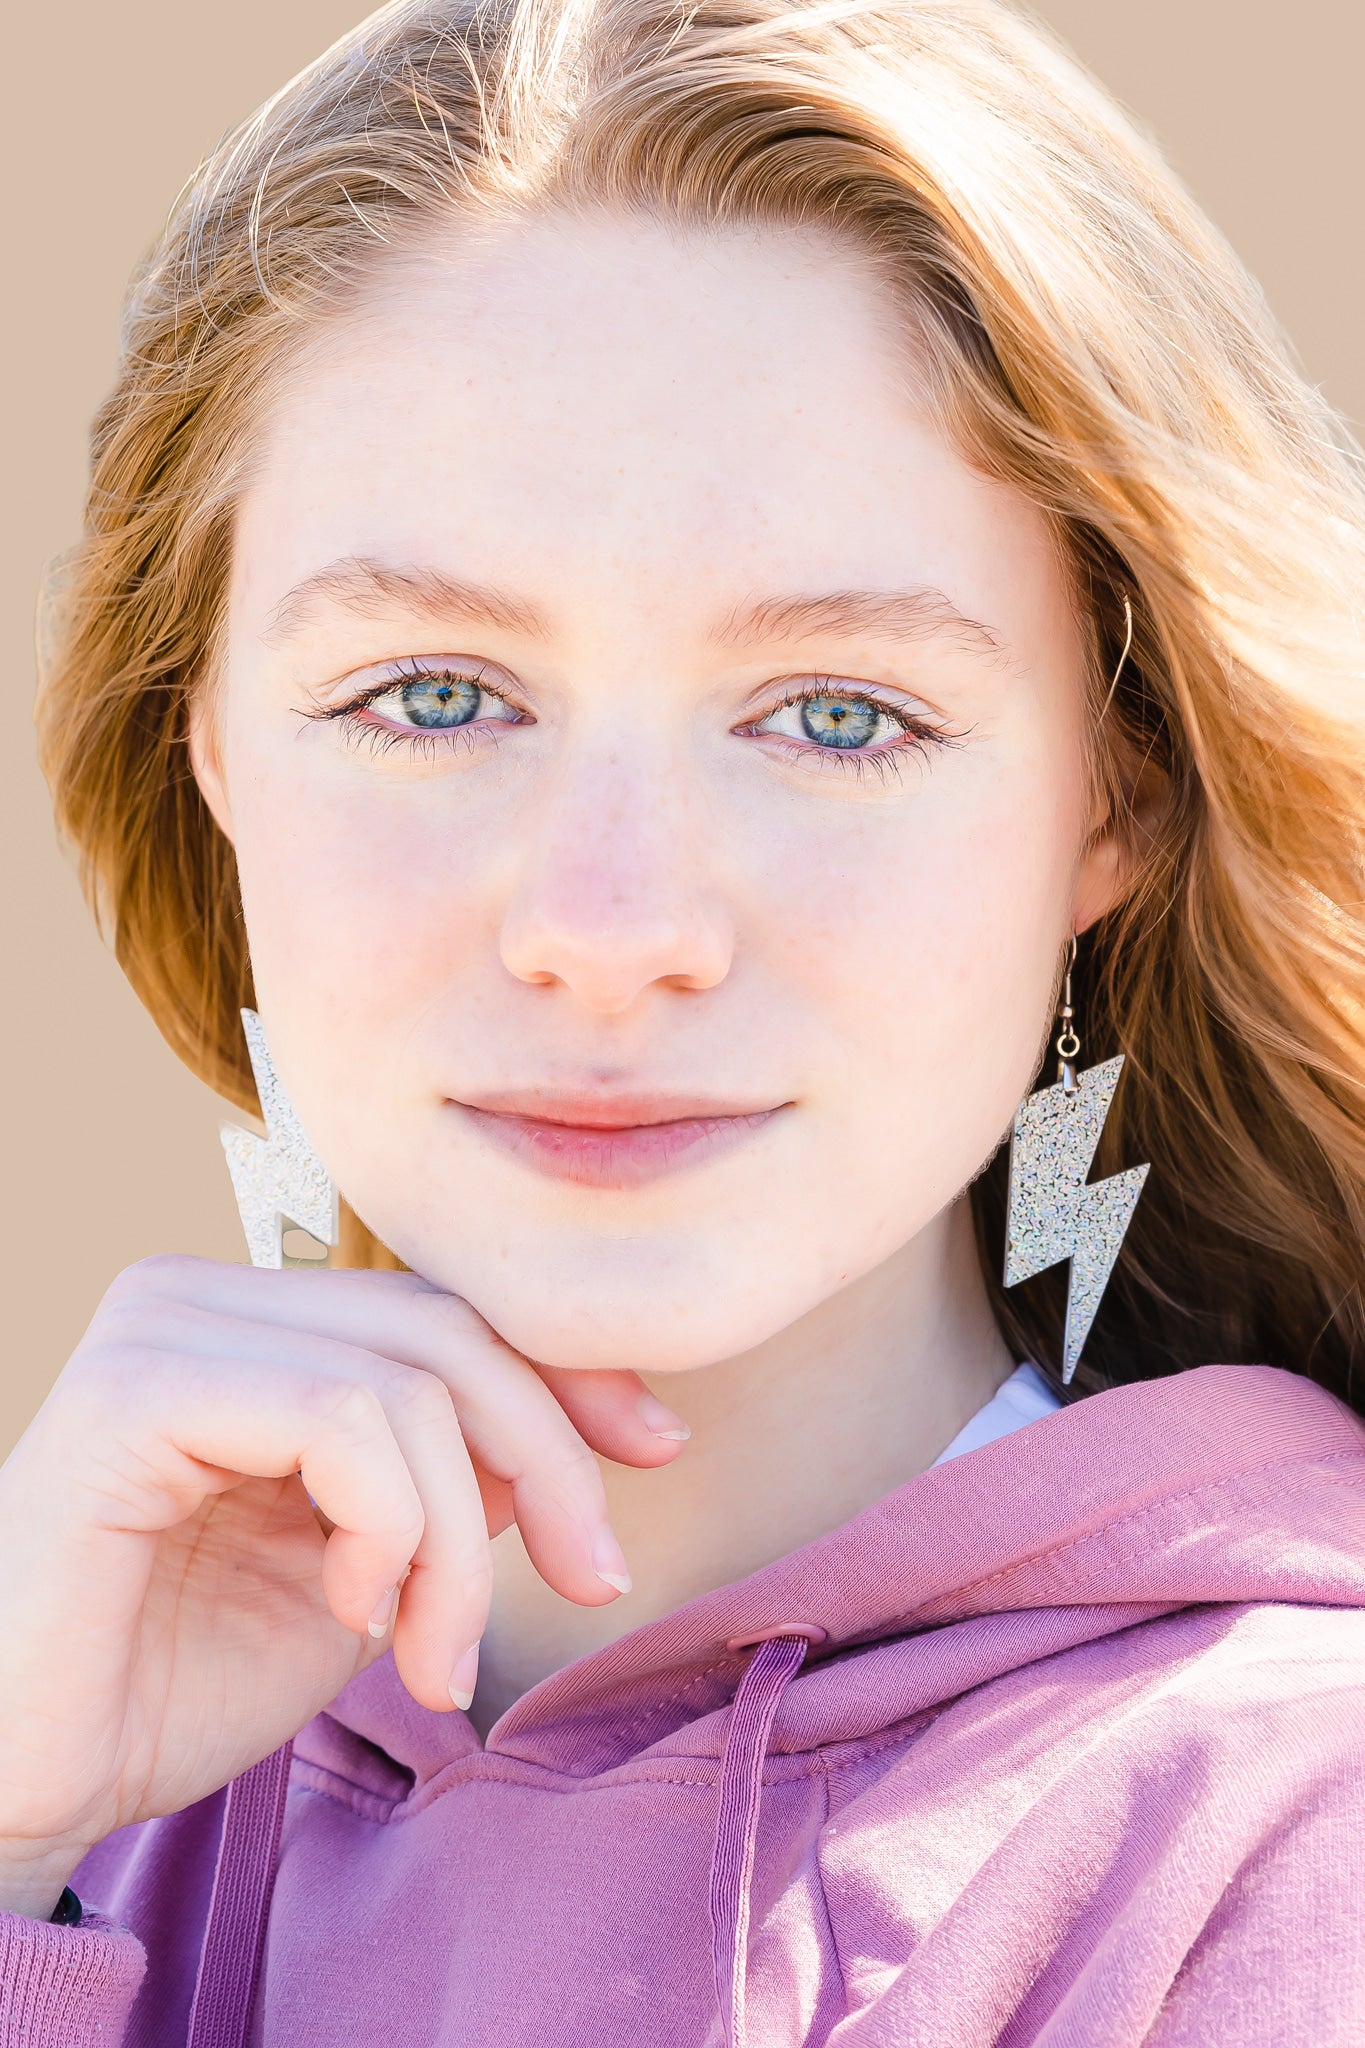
[888,1449,1365,1630]
[292,1771,407,1824]
[290,1723,937,1822]
[605,1653,737,1753]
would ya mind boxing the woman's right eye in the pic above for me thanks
[308,659,531,754]
[364,672,521,730]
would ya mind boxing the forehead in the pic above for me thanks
[232,210,1061,629]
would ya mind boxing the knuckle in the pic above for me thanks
[522,1445,605,1527]
[498,1422,596,1494]
[45,1343,155,1451]
[408,1285,486,1349]
[318,1377,389,1439]
[388,1369,456,1433]
[393,1503,428,1556]
[549,1438,601,1492]
[452,1545,495,1603]
[94,1291,181,1350]
[57,1337,143,1404]
[103,1252,197,1303]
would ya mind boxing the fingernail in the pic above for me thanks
[636,1392,691,1442]
[591,1525,633,1595]
[449,1642,480,1711]
[366,1588,397,1639]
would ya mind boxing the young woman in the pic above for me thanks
[5,0,1365,2040]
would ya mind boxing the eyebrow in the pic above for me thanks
[263,557,551,646]
[713,587,1001,655]
[263,555,1001,659]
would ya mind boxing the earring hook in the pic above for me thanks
[1056,933,1081,1095]
[1098,592,1135,724]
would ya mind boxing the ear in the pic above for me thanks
[1073,817,1126,935]
[1073,752,1167,935]
[187,683,236,845]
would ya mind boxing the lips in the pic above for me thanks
[448,1090,786,1190]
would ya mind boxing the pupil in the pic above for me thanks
[800,695,879,749]
[401,676,481,728]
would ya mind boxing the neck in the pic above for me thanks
[469,1196,1013,1737]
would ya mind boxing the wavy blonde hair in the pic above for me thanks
[38,0,1365,1400]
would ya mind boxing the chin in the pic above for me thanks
[479,1309,762,1375]
[387,1220,812,1373]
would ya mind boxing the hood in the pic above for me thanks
[323,1362,1365,1785]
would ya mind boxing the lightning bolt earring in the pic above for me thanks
[220,1009,339,1269]
[1003,938,1149,1383]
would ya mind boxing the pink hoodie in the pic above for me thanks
[4,1362,1365,2046]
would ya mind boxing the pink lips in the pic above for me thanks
[451,1090,785,1189]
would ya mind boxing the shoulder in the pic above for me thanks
[815,1603,1365,2042]
[823,1598,1365,1830]
[819,1600,1365,1879]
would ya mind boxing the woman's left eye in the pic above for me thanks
[750,689,916,752]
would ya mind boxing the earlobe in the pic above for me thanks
[187,686,236,844]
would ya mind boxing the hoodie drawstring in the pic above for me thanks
[187,1739,294,2048]
[708,1632,811,2048]
[189,1633,811,2048]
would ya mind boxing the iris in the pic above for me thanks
[800,695,881,749]
[399,676,482,728]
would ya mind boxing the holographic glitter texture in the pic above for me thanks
[220,1009,339,1269]
[1004,1054,1149,1383]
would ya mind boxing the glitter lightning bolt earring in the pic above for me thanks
[1003,938,1150,1384]
[220,1009,339,1269]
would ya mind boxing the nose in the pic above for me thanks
[498,744,734,1014]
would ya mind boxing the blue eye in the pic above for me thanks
[755,689,910,752]
[797,695,883,749]
[341,665,525,739]
[395,675,482,728]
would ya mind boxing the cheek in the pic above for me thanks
[761,745,1085,1252]
[771,761,1079,1028]
[227,749,485,1110]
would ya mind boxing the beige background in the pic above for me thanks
[3,2,1361,1455]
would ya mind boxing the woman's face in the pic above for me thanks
[196,212,1118,1372]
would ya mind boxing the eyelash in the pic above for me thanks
[305,659,522,762]
[307,660,962,778]
[737,684,961,782]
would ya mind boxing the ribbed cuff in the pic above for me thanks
[0,1909,145,2046]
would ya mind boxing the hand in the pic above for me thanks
[0,1255,686,1916]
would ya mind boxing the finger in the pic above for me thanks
[533,1365,690,1466]
[118,1321,492,1713]
[71,1350,424,1640]
[121,1259,690,1466]
[351,1369,492,1715]
[138,1291,636,1609]
[357,1336,632,1610]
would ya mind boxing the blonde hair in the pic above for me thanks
[38,0,1365,1397]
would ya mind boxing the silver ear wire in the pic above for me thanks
[1004,943,1149,1383]
[1097,591,1135,725]
[220,1009,339,1270]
